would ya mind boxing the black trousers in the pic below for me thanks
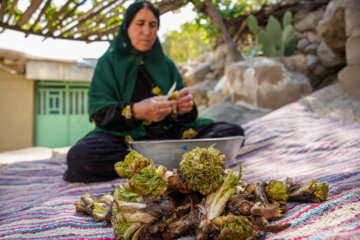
[63,122,244,183]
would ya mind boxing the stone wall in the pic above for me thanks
[337,0,360,95]
[291,0,359,94]
[177,0,359,113]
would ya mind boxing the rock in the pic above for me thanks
[345,36,360,65]
[294,10,309,20]
[183,63,211,86]
[345,0,360,37]
[205,72,216,80]
[189,79,217,107]
[304,31,322,43]
[300,83,360,123]
[294,8,325,32]
[210,62,225,78]
[280,54,309,76]
[311,63,328,87]
[317,41,345,67]
[207,90,227,107]
[226,57,312,110]
[297,38,310,52]
[304,43,319,55]
[214,75,227,93]
[317,0,346,50]
[306,54,319,72]
[197,105,208,115]
[305,54,328,89]
[312,63,327,79]
[338,65,360,95]
[293,30,304,41]
[200,96,270,126]
[196,52,213,64]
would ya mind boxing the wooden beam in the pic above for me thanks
[0,0,9,23]
[55,0,87,24]
[5,0,18,24]
[66,6,125,38]
[56,0,118,36]
[91,25,119,41]
[27,0,52,36]
[0,22,108,42]
[42,0,75,34]
[156,0,186,14]
[16,0,43,26]
[80,22,119,41]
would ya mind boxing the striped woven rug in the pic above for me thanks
[1,102,359,239]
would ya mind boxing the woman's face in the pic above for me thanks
[127,8,158,52]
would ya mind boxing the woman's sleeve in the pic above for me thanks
[91,102,142,132]
[89,54,142,132]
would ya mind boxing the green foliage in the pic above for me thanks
[162,22,212,63]
[190,0,281,41]
[247,15,259,35]
[247,11,296,57]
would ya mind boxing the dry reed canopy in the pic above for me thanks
[0,0,182,43]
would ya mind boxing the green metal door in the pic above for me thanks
[35,81,94,148]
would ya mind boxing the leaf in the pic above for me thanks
[247,15,259,35]
[258,31,271,57]
[284,38,296,56]
[265,16,282,49]
[282,25,293,45]
[283,11,292,28]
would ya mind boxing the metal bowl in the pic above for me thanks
[129,136,245,170]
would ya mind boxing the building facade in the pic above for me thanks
[0,49,95,152]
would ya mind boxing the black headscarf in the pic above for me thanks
[124,1,160,29]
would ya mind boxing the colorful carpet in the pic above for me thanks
[1,102,359,239]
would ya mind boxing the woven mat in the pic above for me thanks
[1,102,359,239]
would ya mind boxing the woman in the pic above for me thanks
[63,1,244,183]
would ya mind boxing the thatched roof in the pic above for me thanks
[0,0,185,43]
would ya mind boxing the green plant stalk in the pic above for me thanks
[113,184,142,202]
[112,212,142,240]
[208,170,240,220]
[129,165,168,198]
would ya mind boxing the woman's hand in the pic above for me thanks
[176,88,194,115]
[132,96,177,122]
